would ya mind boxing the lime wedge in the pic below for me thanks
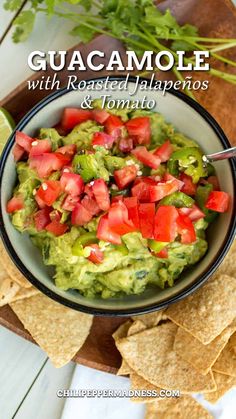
[0,107,15,154]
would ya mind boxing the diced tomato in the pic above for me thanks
[201,176,220,191]
[205,191,230,213]
[62,195,79,211]
[86,244,104,264]
[138,203,155,239]
[132,147,161,169]
[60,172,84,197]
[108,201,136,235]
[178,205,205,222]
[91,179,110,211]
[62,166,73,174]
[104,115,123,138]
[154,206,179,242]
[123,196,140,229]
[15,131,34,153]
[179,173,197,196]
[49,209,61,222]
[114,165,137,190]
[118,138,133,153]
[36,180,61,206]
[97,215,122,245]
[154,140,173,162]
[45,220,68,236]
[111,195,124,204]
[164,173,184,190]
[156,248,168,258]
[29,153,70,178]
[149,179,180,202]
[131,177,156,202]
[177,214,196,244]
[81,195,100,216]
[125,117,151,145]
[71,202,93,226]
[57,144,77,159]
[12,143,25,162]
[92,132,115,149]
[6,196,24,213]
[35,194,46,209]
[92,109,110,124]
[34,207,51,231]
[84,183,94,198]
[61,108,93,131]
[29,139,51,157]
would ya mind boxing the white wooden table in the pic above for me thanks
[0,2,236,418]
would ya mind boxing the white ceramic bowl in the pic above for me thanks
[0,77,235,315]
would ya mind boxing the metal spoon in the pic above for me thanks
[203,146,236,164]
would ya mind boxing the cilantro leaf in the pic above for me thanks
[4,0,24,11]
[12,10,35,43]
[70,24,96,43]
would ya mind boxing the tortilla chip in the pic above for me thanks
[166,274,236,344]
[117,359,131,376]
[131,310,166,328]
[11,286,40,302]
[127,320,146,336]
[10,293,93,368]
[130,372,163,403]
[116,322,216,393]
[204,372,236,404]
[217,239,236,278]
[213,332,236,377]
[112,320,132,341]
[0,241,31,288]
[174,319,236,375]
[0,277,20,307]
[145,396,213,419]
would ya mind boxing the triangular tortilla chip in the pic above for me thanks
[0,241,31,288]
[145,396,213,419]
[204,372,236,404]
[213,332,236,377]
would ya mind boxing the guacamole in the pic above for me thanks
[7,102,229,299]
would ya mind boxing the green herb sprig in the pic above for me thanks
[4,0,236,98]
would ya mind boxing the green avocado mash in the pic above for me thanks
[8,104,218,299]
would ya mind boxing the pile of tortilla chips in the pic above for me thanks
[113,240,236,418]
[0,240,93,367]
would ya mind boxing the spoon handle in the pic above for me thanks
[205,146,236,163]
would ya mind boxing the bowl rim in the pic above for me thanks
[0,75,236,316]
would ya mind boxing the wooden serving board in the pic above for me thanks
[0,0,235,374]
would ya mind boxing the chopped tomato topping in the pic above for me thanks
[156,248,168,258]
[57,144,77,159]
[164,173,184,190]
[29,139,51,157]
[149,179,180,202]
[92,132,115,149]
[132,146,161,169]
[36,180,61,206]
[114,165,137,190]
[138,203,155,239]
[123,196,140,229]
[178,205,205,222]
[118,138,133,153]
[71,202,93,226]
[104,115,123,138]
[97,215,122,245]
[29,153,70,178]
[12,143,25,162]
[34,207,51,231]
[177,214,196,244]
[108,201,136,235]
[92,109,110,124]
[15,131,34,153]
[154,206,179,242]
[60,172,84,197]
[125,117,151,145]
[111,195,124,204]
[62,195,79,211]
[86,244,104,264]
[131,177,156,202]
[61,108,93,131]
[81,195,101,216]
[179,173,197,196]
[49,209,61,222]
[45,220,68,236]
[205,191,230,213]
[154,140,173,162]
[6,196,24,213]
[91,179,110,211]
